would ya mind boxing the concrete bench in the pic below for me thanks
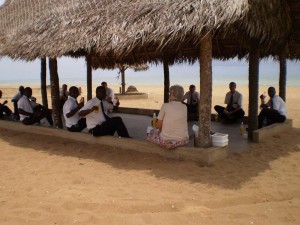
[252,119,293,143]
[0,120,228,166]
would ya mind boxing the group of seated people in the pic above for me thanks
[0,81,287,150]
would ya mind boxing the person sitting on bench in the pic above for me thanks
[258,87,286,128]
[214,82,245,123]
[182,84,200,121]
[63,86,86,132]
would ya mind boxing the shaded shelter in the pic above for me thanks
[0,0,299,145]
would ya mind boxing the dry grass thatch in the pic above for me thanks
[0,0,298,64]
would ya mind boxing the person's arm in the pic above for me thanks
[18,108,34,117]
[181,92,188,104]
[156,104,165,131]
[66,102,84,118]
[156,119,163,131]
[78,106,97,117]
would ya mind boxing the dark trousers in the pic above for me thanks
[67,118,87,132]
[258,108,286,128]
[0,105,12,118]
[214,105,245,122]
[33,105,53,125]
[22,116,41,125]
[13,101,19,117]
[90,117,130,138]
[22,108,53,126]
[187,103,198,113]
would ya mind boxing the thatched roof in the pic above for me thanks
[0,0,297,64]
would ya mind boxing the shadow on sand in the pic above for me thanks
[0,126,299,190]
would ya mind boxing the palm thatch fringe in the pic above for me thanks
[0,0,295,63]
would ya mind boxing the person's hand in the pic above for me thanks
[107,97,112,103]
[92,105,99,112]
[260,104,268,109]
[116,99,120,106]
[78,102,84,108]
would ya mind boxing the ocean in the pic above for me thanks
[0,57,299,87]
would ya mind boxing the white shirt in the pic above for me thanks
[80,97,113,130]
[12,92,22,102]
[267,95,287,116]
[105,87,114,100]
[224,91,243,109]
[157,101,189,141]
[60,89,69,98]
[63,96,80,128]
[17,96,33,121]
[182,91,200,105]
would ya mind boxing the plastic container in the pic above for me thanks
[211,133,228,147]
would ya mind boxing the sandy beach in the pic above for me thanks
[0,84,300,224]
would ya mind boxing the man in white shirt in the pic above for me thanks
[214,82,245,122]
[101,81,114,103]
[11,85,24,118]
[182,84,200,120]
[79,86,130,137]
[63,86,86,132]
[258,87,286,128]
[18,87,53,126]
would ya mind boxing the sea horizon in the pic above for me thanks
[0,72,299,88]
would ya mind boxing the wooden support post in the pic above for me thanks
[40,57,48,108]
[197,33,213,148]
[121,67,126,95]
[163,59,170,103]
[49,58,63,129]
[279,45,287,102]
[86,55,92,100]
[248,47,260,140]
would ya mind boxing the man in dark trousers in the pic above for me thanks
[214,82,245,123]
[258,87,286,128]
[18,87,53,126]
[79,86,130,138]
